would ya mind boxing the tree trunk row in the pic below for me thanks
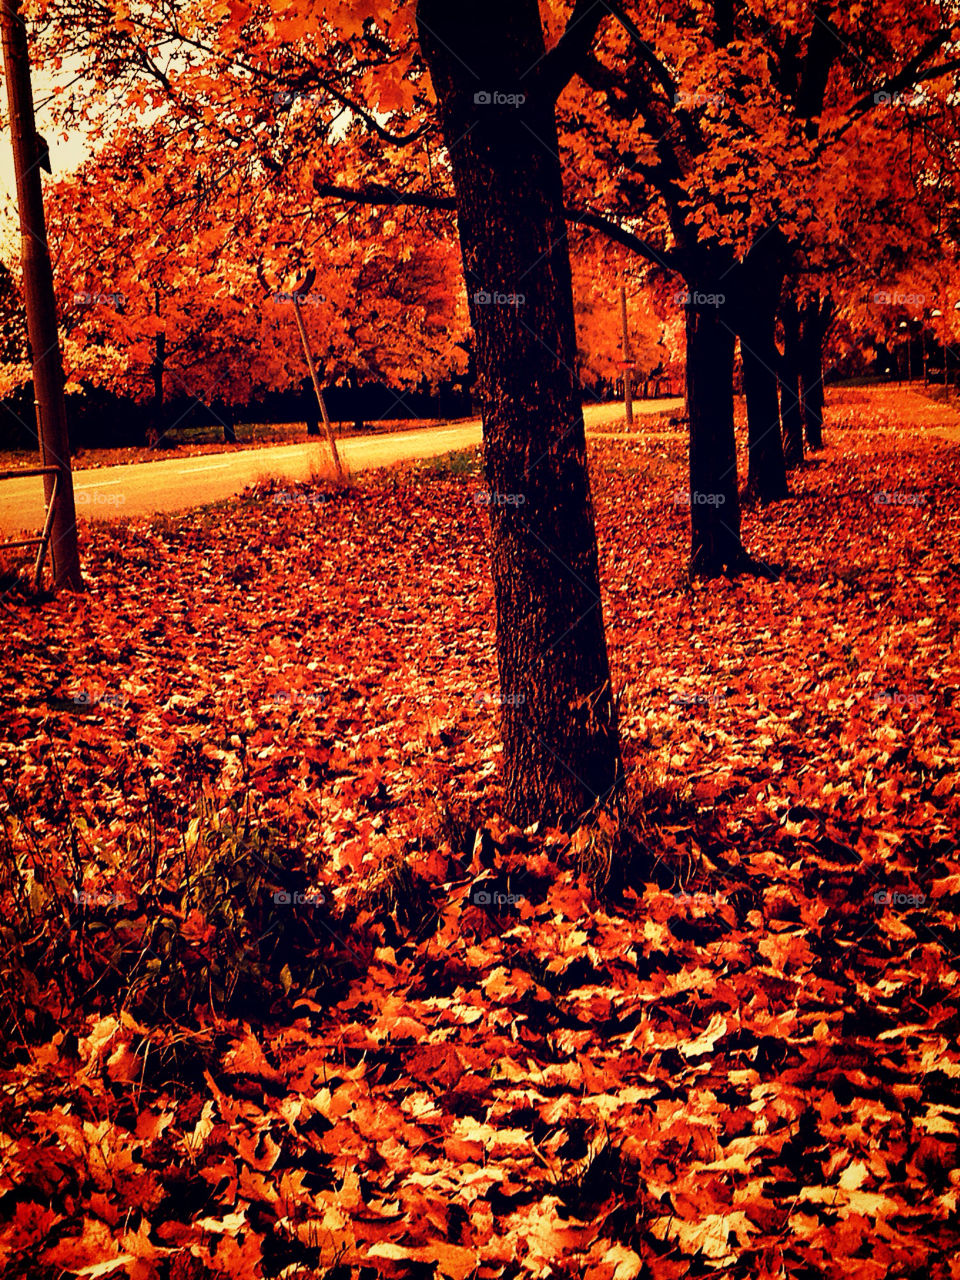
[684,269,833,566]
[418,0,624,826]
[415,0,839,820]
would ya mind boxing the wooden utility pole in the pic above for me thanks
[257,261,344,479]
[291,300,344,481]
[619,285,634,426]
[1,0,81,588]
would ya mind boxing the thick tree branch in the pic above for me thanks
[796,8,844,131]
[847,52,960,118]
[603,1,703,152]
[604,0,678,102]
[565,205,678,269]
[825,51,960,151]
[576,52,687,193]
[313,182,456,212]
[714,0,735,47]
[311,181,678,269]
[532,0,611,103]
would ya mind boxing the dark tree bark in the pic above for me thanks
[800,294,831,451]
[145,289,166,448]
[685,293,744,574]
[347,370,364,433]
[145,328,166,448]
[301,377,320,435]
[741,322,790,502]
[417,0,624,826]
[800,343,823,450]
[151,331,164,411]
[736,243,790,504]
[780,293,805,469]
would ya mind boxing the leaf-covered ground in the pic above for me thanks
[1,385,959,1279]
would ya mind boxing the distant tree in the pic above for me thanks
[0,260,29,392]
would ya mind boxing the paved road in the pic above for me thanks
[0,399,683,536]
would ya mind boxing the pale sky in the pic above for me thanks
[0,64,93,252]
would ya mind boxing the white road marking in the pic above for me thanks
[74,479,123,490]
[177,463,233,474]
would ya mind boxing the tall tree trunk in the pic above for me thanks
[417,0,623,826]
[151,331,164,411]
[686,297,744,574]
[146,327,166,448]
[780,294,804,469]
[348,370,364,433]
[304,379,321,436]
[145,288,166,448]
[741,323,790,502]
[800,295,828,451]
[735,238,789,504]
[801,354,823,450]
[222,406,237,445]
